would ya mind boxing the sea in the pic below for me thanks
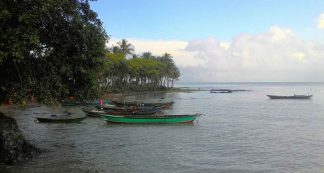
[2,82,324,173]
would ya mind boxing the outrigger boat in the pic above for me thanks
[267,94,313,99]
[103,114,201,124]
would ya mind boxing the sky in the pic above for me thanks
[90,0,324,82]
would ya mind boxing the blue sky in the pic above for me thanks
[90,0,324,82]
[90,0,324,41]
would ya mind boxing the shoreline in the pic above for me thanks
[104,87,206,100]
[0,87,205,111]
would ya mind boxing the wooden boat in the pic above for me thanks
[61,101,93,106]
[105,110,158,115]
[267,94,313,99]
[103,114,201,124]
[36,114,87,123]
[110,100,173,109]
[99,105,160,112]
[82,108,157,116]
[210,89,250,93]
[82,108,106,117]
[210,89,233,93]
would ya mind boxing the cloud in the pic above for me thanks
[109,26,324,82]
[108,38,204,67]
[318,13,324,29]
[180,26,324,82]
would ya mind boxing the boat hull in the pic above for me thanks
[106,110,157,115]
[104,114,199,124]
[267,95,312,99]
[110,100,173,109]
[100,105,160,112]
[36,116,87,123]
[82,109,106,117]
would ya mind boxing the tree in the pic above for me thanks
[0,0,108,104]
[111,45,122,54]
[117,39,134,55]
[142,52,154,59]
[101,49,180,91]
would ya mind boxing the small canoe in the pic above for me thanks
[267,94,313,99]
[36,116,86,123]
[103,114,200,124]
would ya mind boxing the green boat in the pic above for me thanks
[103,114,200,124]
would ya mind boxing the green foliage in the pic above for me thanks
[101,47,180,92]
[117,39,134,55]
[0,0,108,104]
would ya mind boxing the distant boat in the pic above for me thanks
[103,114,201,124]
[209,89,250,93]
[267,94,313,99]
[210,89,233,93]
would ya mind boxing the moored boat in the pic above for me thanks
[210,89,233,93]
[103,114,201,124]
[82,108,157,116]
[82,108,106,117]
[61,101,93,106]
[110,100,173,109]
[99,105,160,112]
[36,116,86,123]
[105,110,158,115]
[267,94,313,99]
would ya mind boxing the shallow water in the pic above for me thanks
[2,83,324,173]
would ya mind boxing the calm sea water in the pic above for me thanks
[2,82,324,173]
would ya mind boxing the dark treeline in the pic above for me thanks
[0,0,108,104]
[0,0,180,104]
[101,39,180,92]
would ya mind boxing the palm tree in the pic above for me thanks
[117,39,134,55]
[161,52,172,59]
[142,52,153,59]
[111,45,122,54]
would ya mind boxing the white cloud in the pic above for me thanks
[108,38,204,67]
[318,13,324,29]
[109,26,324,82]
[180,26,324,82]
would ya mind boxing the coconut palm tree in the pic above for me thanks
[117,39,134,55]
[142,52,154,59]
[111,45,122,54]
